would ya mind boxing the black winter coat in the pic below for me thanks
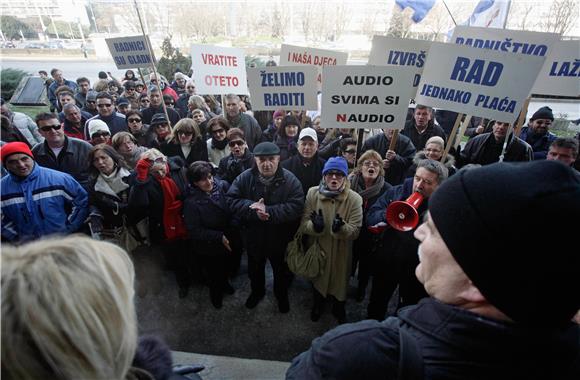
[183,179,232,255]
[227,167,304,252]
[217,150,254,185]
[361,133,416,185]
[129,158,188,243]
[88,170,136,229]
[160,138,209,167]
[401,120,447,151]
[281,154,326,195]
[287,297,580,379]
[141,105,181,126]
[459,132,532,167]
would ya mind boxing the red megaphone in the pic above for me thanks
[385,192,424,232]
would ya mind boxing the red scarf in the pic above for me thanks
[155,168,187,241]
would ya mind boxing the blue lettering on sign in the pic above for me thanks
[549,60,580,77]
[260,71,305,87]
[114,56,126,66]
[474,95,517,113]
[419,84,472,104]
[454,36,549,57]
[127,55,152,65]
[387,50,426,68]
[450,57,503,86]
[264,93,305,106]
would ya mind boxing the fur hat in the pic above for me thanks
[429,160,580,326]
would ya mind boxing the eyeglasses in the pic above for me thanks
[92,132,110,138]
[228,140,245,147]
[211,128,225,134]
[178,131,193,136]
[325,171,345,178]
[152,157,166,163]
[127,118,142,123]
[97,103,113,108]
[344,149,356,154]
[40,124,62,132]
[362,161,380,167]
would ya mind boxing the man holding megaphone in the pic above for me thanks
[366,159,448,321]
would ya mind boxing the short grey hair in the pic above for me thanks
[416,159,448,184]
[225,94,240,103]
[62,103,80,113]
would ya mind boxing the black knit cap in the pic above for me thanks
[530,106,554,121]
[429,160,580,326]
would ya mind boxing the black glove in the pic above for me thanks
[332,213,345,233]
[310,209,325,233]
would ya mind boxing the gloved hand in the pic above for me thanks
[310,209,325,233]
[332,213,345,233]
[135,158,152,181]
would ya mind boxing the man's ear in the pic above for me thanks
[459,281,487,303]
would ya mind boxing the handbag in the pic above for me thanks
[286,231,326,280]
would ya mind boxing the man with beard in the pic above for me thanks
[519,106,557,160]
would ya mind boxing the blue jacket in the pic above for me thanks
[84,113,128,138]
[519,126,557,160]
[1,164,88,242]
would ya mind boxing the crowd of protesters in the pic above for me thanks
[1,65,579,379]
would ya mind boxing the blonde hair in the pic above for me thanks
[1,236,137,379]
[425,136,445,150]
[355,149,385,177]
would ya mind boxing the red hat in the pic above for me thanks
[1,142,34,164]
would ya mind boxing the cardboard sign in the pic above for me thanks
[247,66,318,111]
[415,42,546,123]
[532,40,580,97]
[190,44,248,95]
[368,36,431,96]
[280,44,348,90]
[106,35,155,69]
[450,26,560,58]
[321,65,416,129]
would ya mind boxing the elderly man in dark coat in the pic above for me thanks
[227,142,304,313]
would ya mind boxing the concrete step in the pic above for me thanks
[172,351,290,380]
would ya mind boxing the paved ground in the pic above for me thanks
[135,248,398,366]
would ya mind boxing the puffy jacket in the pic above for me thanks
[459,132,532,167]
[6,111,43,146]
[361,132,416,185]
[32,136,93,189]
[1,164,88,242]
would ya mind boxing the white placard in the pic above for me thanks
[280,44,348,90]
[321,65,416,129]
[190,44,248,95]
[247,66,318,111]
[415,42,546,123]
[450,26,560,58]
[105,35,155,69]
[532,40,580,97]
[368,36,431,96]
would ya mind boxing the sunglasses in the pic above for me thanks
[165,103,174,106]
[344,149,356,154]
[127,118,142,123]
[228,140,245,147]
[97,103,113,108]
[211,128,225,134]
[178,131,193,136]
[92,132,110,138]
[325,170,345,178]
[40,124,62,132]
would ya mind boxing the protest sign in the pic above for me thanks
[280,44,348,90]
[368,36,431,96]
[106,35,155,69]
[532,40,580,97]
[321,65,416,129]
[190,44,248,95]
[247,66,318,111]
[415,42,545,122]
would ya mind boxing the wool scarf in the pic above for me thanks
[350,173,385,200]
[154,167,187,241]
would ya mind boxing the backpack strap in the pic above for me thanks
[398,325,424,380]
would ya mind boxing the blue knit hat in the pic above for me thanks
[322,157,348,176]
